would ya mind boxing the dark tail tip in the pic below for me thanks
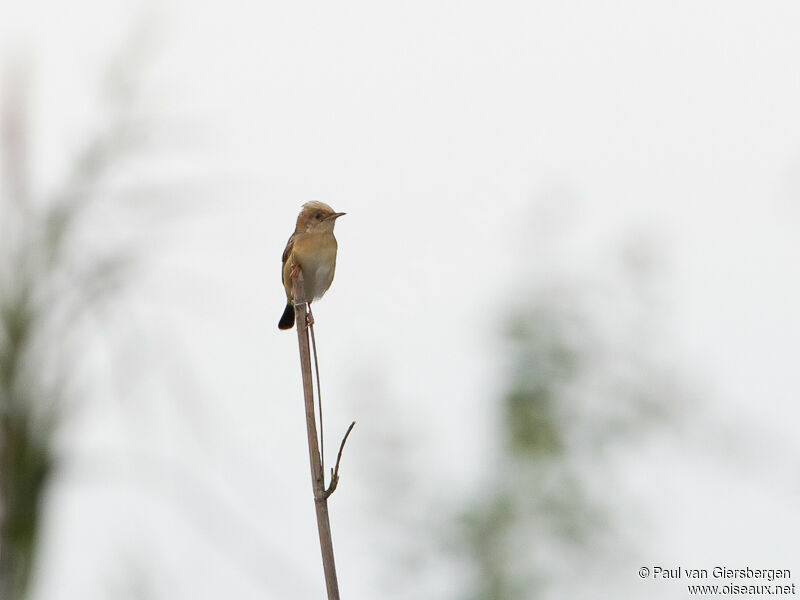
[278,303,295,330]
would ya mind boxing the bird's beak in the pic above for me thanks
[326,212,346,220]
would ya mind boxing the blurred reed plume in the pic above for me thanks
[455,239,677,600]
[0,33,152,600]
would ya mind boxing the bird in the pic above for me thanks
[279,201,346,330]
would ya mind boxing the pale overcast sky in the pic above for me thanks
[3,2,799,599]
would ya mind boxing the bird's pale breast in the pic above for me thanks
[291,233,338,301]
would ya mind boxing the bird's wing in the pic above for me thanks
[282,232,296,266]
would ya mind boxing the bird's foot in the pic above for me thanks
[290,262,301,280]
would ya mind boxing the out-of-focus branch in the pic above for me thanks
[1,60,30,212]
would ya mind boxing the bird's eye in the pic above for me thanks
[315,212,322,220]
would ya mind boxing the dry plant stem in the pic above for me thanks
[292,272,340,600]
[310,323,325,476]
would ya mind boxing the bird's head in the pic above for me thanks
[296,201,346,233]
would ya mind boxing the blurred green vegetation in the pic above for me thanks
[0,38,148,600]
[453,245,676,600]
[355,239,678,600]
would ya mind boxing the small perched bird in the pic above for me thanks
[279,201,346,330]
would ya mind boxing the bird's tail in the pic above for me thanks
[278,303,295,330]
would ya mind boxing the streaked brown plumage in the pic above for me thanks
[279,201,346,330]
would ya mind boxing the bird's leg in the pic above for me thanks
[306,302,315,327]
[289,260,313,326]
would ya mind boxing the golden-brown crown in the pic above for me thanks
[295,201,344,233]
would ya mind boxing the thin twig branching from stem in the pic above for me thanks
[324,421,356,499]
